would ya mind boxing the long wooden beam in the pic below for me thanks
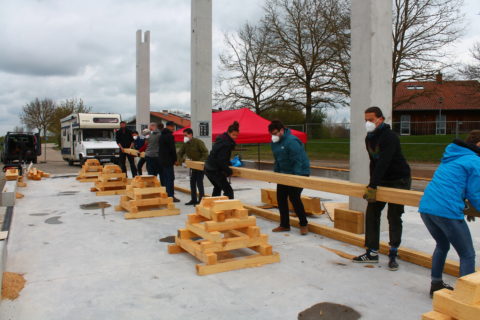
[186,161,423,207]
[174,185,460,277]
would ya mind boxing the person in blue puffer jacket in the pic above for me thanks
[419,130,480,297]
[268,120,310,235]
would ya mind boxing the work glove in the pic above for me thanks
[464,200,480,221]
[363,187,377,203]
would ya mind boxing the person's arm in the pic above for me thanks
[139,142,147,153]
[169,134,177,163]
[214,143,232,176]
[466,163,480,211]
[115,131,123,151]
[286,139,307,175]
[177,143,186,164]
[368,133,397,188]
[198,140,209,161]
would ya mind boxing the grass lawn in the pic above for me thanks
[234,134,466,163]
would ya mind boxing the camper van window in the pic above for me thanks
[93,118,119,124]
[83,129,113,142]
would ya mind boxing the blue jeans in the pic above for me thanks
[420,213,476,281]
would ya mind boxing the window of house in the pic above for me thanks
[436,114,446,135]
[400,114,411,135]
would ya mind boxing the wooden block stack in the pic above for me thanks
[115,175,180,219]
[27,168,50,180]
[168,196,280,275]
[260,188,324,215]
[90,165,128,196]
[5,168,19,181]
[77,159,103,182]
[333,208,364,234]
[422,271,480,320]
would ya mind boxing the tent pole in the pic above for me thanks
[257,144,260,170]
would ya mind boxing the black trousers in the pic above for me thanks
[365,177,412,251]
[145,156,161,180]
[277,184,308,227]
[160,165,175,197]
[205,170,234,199]
[137,157,146,175]
[119,152,137,177]
[190,169,205,203]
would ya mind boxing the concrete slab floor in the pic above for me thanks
[0,168,473,320]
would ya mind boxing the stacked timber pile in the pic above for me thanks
[5,168,19,181]
[27,168,50,180]
[77,159,103,182]
[115,175,180,219]
[90,164,128,196]
[423,271,480,320]
[168,196,280,275]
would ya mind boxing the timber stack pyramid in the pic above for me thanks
[27,168,49,180]
[77,159,103,182]
[168,196,280,275]
[422,271,480,320]
[90,164,127,196]
[115,175,180,219]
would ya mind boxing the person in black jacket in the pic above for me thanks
[352,107,411,271]
[116,121,137,177]
[158,121,179,202]
[204,121,239,199]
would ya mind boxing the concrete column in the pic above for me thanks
[191,0,213,150]
[350,0,392,212]
[136,30,150,133]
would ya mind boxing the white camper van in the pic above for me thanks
[60,113,121,165]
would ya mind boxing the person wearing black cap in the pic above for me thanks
[115,121,137,177]
[158,121,179,202]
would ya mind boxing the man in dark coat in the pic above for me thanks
[158,121,179,201]
[352,106,411,271]
[115,121,137,177]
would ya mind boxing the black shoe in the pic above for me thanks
[352,251,379,263]
[388,248,399,271]
[173,197,180,203]
[430,281,453,298]
[388,256,399,271]
[185,200,197,206]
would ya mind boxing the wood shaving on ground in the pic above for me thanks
[319,245,356,260]
[2,272,26,300]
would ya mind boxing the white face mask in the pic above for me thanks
[133,136,138,140]
[365,121,376,133]
[183,137,190,143]
[145,135,150,139]
[271,135,280,143]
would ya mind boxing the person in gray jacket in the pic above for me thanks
[145,122,163,179]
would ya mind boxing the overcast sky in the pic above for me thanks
[0,0,479,135]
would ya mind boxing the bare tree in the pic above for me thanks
[215,23,287,114]
[12,126,25,133]
[263,0,350,124]
[20,98,56,162]
[392,0,464,104]
[461,42,480,80]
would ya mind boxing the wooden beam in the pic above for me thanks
[186,161,422,206]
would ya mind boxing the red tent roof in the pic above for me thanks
[173,108,307,144]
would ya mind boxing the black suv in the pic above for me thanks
[1,132,41,164]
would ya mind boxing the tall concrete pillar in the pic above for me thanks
[136,30,150,133]
[350,0,392,211]
[191,0,213,150]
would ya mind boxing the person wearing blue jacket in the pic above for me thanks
[419,130,480,297]
[268,120,310,235]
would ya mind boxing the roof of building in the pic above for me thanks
[394,76,480,111]
[150,111,191,127]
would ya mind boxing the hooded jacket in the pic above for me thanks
[271,128,310,176]
[365,123,411,188]
[419,140,480,220]
[158,128,177,166]
[204,132,236,176]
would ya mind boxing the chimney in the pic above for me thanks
[162,109,168,114]
[436,72,443,84]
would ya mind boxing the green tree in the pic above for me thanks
[49,98,92,146]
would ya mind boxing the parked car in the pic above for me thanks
[1,132,41,164]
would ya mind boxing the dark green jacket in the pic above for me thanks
[177,137,209,163]
[271,128,310,176]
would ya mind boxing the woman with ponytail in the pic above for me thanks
[204,121,240,199]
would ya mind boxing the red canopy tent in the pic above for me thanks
[173,108,307,143]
